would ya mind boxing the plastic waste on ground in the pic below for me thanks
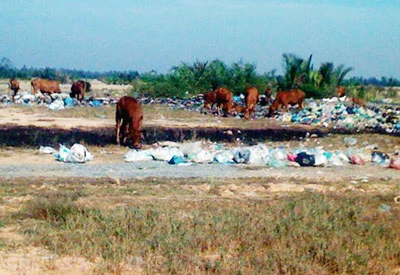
[389,155,400,170]
[55,144,93,163]
[123,150,153,162]
[371,151,390,166]
[120,141,399,171]
[295,152,315,167]
[39,146,58,154]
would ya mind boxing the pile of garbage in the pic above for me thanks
[123,140,400,170]
[142,95,400,134]
[275,98,400,134]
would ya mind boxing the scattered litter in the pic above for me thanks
[39,146,58,154]
[344,137,357,146]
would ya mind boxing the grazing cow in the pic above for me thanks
[231,103,246,115]
[336,86,346,97]
[31,78,61,96]
[268,89,305,116]
[349,97,366,108]
[115,96,144,149]
[70,80,87,101]
[244,87,259,119]
[215,87,234,116]
[203,90,217,111]
[8,78,21,102]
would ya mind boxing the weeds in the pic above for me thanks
[6,180,399,274]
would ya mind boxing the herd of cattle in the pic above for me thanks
[7,78,360,149]
[8,78,88,103]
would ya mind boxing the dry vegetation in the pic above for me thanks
[0,178,399,274]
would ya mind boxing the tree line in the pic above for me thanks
[1,55,399,99]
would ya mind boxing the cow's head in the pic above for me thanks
[127,127,142,149]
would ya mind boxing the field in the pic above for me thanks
[0,81,400,274]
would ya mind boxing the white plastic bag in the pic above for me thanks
[190,149,215,163]
[149,147,184,162]
[124,149,153,162]
[56,144,93,163]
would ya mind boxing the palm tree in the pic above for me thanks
[277,53,313,90]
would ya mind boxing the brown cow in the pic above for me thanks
[8,78,21,102]
[349,97,366,108]
[215,87,233,116]
[231,103,247,115]
[203,90,217,111]
[70,80,87,101]
[115,96,144,149]
[268,89,305,116]
[244,87,259,119]
[31,78,61,96]
[336,86,346,97]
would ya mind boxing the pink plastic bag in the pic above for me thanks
[350,155,366,165]
[389,156,400,170]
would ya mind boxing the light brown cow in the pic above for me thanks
[268,89,305,116]
[336,86,346,97]
[116,96,144,149]
[70,80,87,101]
[244,87,259,119]
[31,78,61,96]
[215,87,233,116]
[203,90,217,111]
[8,78,21,102]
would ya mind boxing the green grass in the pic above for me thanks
[1,178,399,274]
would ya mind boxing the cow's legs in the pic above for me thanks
[116,115,122,145]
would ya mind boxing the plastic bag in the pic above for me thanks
[233,149,251,163]
[168,155,186,165]
[389,155,400,170]
[190,149,215,163]
[214,150,234,164]
[295,152,315,167]
[55,144,93,163]
[149,147,184,162]
[39,146,57,154]
[124,149,153,162]
[371,151,390,165]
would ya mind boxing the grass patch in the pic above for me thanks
[1,178,397,274]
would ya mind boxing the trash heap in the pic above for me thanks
[123,140,400,169]
[144,96,400,134]
[275,98,400,134]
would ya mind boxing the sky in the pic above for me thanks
[1,0,400,78]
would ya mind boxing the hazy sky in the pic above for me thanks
[1,0,399,78]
